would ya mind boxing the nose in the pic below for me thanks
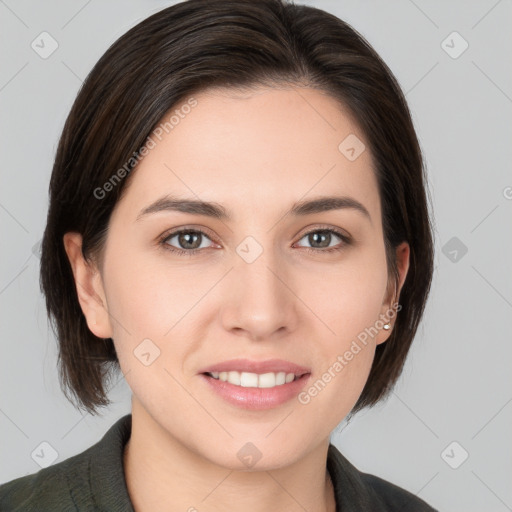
[219,242,299,341]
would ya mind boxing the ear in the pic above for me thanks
[63,232,113,339]
[375,241,410,345]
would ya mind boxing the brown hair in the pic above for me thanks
[40,0,434,415]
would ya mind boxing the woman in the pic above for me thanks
[0,0,436,510]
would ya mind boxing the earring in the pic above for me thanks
[383,323,391,330]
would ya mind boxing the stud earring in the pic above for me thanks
[383,323,391,330]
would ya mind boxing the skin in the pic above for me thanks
[64,86,409,512]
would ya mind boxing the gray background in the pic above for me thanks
[1,1,511,510]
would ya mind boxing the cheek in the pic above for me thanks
[304,255,388,346]
[101,250,218,393]
[103,252,205,339]
[296,281,385,428]
[101,259,195,409]
[297,251,388,404]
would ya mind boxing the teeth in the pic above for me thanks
[209,371,298,388]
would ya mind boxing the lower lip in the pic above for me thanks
[200,373,311,410]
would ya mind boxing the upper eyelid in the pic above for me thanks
[162,225,216,240]
[300,225,349,237]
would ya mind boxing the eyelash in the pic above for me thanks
[158,226,351,257]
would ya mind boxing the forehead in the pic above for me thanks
[113,86,381,224]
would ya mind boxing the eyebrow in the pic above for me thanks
[135,194,372,223]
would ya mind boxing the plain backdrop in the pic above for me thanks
[1,1,511,511]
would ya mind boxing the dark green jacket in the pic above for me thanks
[0,414,437,511]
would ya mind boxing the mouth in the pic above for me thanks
[200,371,311,410]
[198,358,311,409]
[203,370,304,389]
[198,358,310,389]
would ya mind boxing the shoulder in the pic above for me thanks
[0,450,89,511]
[360,472,438,511]
[327,443,438,511]
[0,414,133,512]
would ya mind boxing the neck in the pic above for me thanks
[123,400,336,512]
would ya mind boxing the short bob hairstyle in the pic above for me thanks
[40,0,434,416]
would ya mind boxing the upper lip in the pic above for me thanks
[199,358,310,376]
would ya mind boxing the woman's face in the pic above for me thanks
[73,86,408,469]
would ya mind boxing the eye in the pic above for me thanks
[295,227,351,254]
[159,228,215,256]
[158,226,351,257]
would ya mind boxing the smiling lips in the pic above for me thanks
[207,370,297,388]
[200,358,311,390]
